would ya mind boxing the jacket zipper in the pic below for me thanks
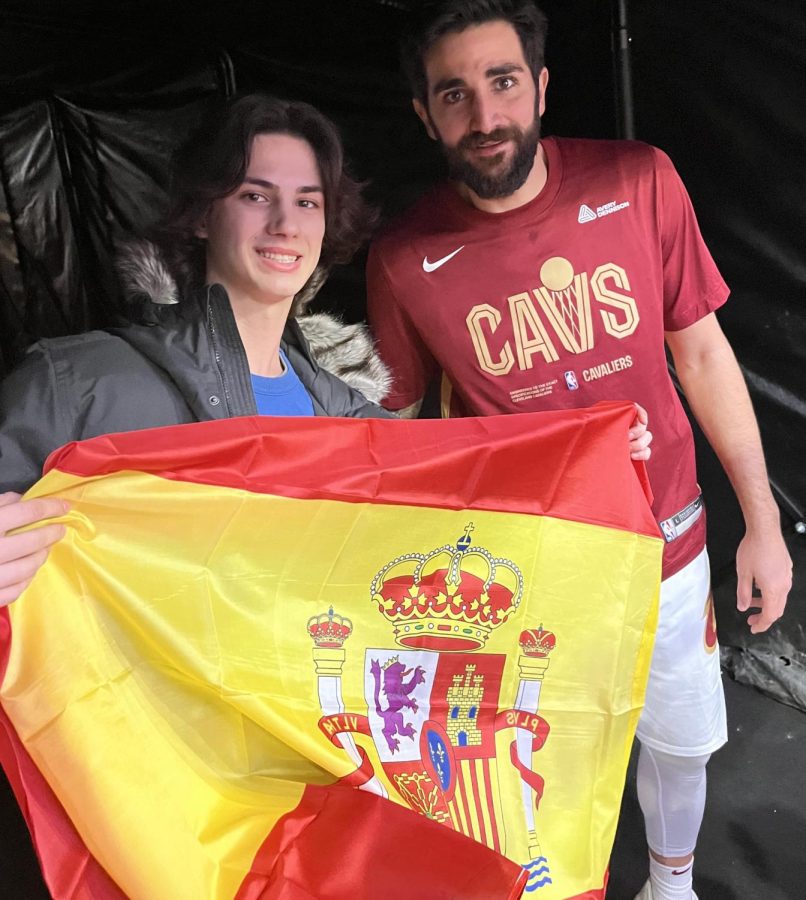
[206,286,233,416]
[206,285,257,417]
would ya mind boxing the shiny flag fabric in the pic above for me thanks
[0,403,662,899]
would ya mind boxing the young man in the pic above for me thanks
[366,3,793,898]
[0,94,393,606]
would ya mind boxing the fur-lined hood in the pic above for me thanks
[115,239,391,405]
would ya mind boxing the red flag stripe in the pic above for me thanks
[468,757,490,847]
[234,784,527,899]
[482,758,503,854]
[40,405,659,538]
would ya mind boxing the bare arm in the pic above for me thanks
[665,313,792,632]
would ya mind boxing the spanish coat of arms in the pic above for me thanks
[307,526,556,892]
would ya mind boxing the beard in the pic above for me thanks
[438,116,541,200]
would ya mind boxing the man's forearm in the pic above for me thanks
[667,313,791,631]
[667,319,778,531]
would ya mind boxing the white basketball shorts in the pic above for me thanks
[635,547,728,756]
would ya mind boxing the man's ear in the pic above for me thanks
[413,98,437,141]
[538,67,549,118]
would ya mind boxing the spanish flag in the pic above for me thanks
[0,403,662,899]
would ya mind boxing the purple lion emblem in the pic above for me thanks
[370,658,427,753]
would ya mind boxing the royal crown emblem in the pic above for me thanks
[307,606,353,648]
[370,524,523,652]
[519,626,556,658]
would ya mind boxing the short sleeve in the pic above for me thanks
[366,241,438,410]
[653,147,730,331]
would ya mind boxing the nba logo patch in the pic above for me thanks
[564,371,579,390]
[661,521,676,542]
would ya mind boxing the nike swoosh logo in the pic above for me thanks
[671,865,693,876]
[422,245,465,272]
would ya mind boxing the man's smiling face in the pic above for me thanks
[200,132,326,309]
[414,20,547,201]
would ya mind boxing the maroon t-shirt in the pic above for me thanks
[367,137,729,579]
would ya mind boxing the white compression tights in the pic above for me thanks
[636,743,711,858]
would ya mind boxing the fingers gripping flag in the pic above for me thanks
[0,404,661,899]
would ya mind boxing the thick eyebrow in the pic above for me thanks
[242,177,323,194]
[431,63,525,96]
[487,63,524,79]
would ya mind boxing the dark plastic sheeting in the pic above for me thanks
[0,80,222,363]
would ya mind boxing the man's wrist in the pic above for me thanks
[741,507,784,540]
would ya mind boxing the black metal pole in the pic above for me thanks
[612,0,636,139]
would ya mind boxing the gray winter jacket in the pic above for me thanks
[0,282,394,493]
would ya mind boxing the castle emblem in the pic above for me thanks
[309,526,556,889]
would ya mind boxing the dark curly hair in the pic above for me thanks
[157,94,376,309]
[401,0,548,108]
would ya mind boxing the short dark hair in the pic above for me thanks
[159,94,375,300]
[401,0,548,106]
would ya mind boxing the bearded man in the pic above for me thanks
[365,3,792,899]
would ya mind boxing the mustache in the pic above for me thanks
[458,127,522,151]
